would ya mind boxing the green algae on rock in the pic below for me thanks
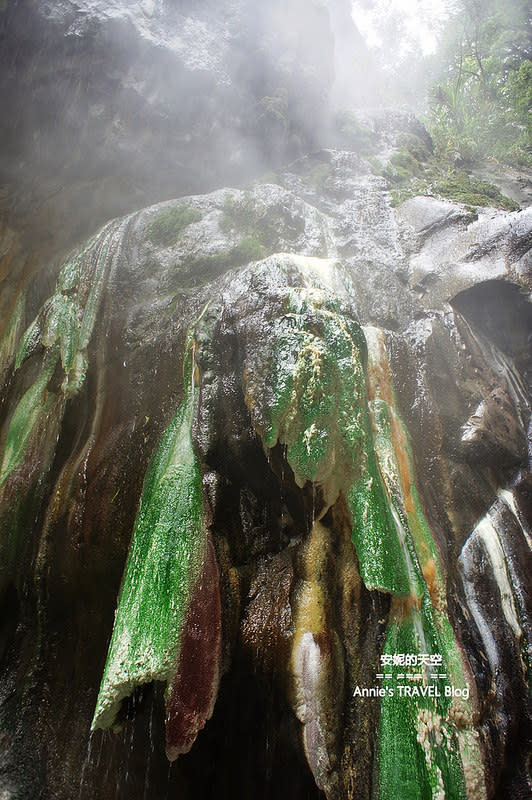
[363,325,485,800]
[378,600,468,800]
[92,330,208,732]
[244,286,368,505]
[0,219,128,488]
[242,283,415,594]
[0,352,59,488]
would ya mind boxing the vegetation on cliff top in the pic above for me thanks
[352,0,531,172]
[427,0,531,167]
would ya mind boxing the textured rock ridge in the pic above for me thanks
[0,135,531,799]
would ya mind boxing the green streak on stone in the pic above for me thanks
[378,599,467,800]
[92,336,206,731]
[347,437,413,595]
[361,327,471,798]
[0,290,25,377]
[257,288,367,493]
[0,351,58,487]
[41,294,81,374]
[369,390,469,691]
[3,222,124,486]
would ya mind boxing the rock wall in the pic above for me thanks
[0,0,347,258]
[1,2,532,798]
[0,122,531,798]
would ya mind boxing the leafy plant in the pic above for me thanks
[427,0,532,166]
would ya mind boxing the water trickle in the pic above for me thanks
[78,730,96,798]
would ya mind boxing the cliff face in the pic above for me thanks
[0,3,532,800]
[0,0,358,257]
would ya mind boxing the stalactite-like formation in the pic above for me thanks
[0,130,531,800]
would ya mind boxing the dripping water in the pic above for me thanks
[78,730,96,797]
[142,691,157,800]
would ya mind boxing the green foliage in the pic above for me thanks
[385,151,424,183]
[397,132,433,162]
[427,0,532,166]
[148,205,202,248]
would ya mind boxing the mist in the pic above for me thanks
[0,0,452,255]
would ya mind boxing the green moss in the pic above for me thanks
[2,224,120,486]
[433,171,519,210]
[299,161,331,190]
[0,352,57,487]
[232,237,265,264]
[148,205,202,248]
[220,193,281,251]
[92,329,207,731]
[254,171,282,186]
[387,151,424,182]
[385,146,520,211]
[182,237,265,288]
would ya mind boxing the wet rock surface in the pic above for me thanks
[0,17,532,788]
[0,57,531,800]
[0,0,341,257]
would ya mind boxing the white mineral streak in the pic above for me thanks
[460,511,522,673]
[475,516,522,640]
[499,488,532,551]
[289,253,339,292]
[461,560,499,670]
